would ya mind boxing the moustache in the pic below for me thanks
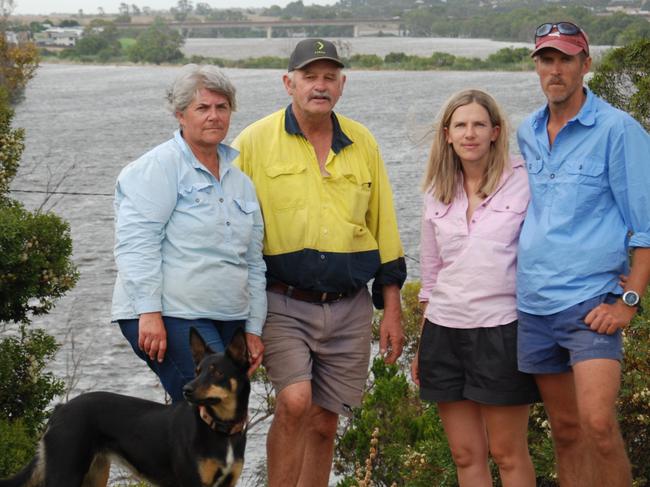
[309,91,332,101]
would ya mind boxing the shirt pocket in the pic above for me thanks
[424,199,462,259]
[524,157,547,198]
[230,198,259,245]
[484,195,527,245]
[339,170,372,225]
[264,161,307,211]
[178,181,213,208]
[565,156,607,218]
[566,156,606,183]
[171,182,217,239]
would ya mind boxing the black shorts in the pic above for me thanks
[418,319,540,406]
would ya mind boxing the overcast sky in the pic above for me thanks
[13,0,336,15]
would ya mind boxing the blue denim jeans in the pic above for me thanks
[119,316,245,402]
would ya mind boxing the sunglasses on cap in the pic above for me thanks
[534,21,582,40]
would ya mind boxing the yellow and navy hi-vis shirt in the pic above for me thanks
[233,105,406,309]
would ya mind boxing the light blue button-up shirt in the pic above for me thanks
[111,130,267,335]
[517,88,650,315]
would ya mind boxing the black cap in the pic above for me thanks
[288,38,344,72]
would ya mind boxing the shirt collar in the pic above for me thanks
[532,87,596,129]
[173,129,240,178]
[284,104,353,154]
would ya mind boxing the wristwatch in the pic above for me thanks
[621,290,640,308]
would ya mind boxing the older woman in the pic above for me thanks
[112,65,266,402]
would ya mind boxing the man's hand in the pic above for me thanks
[584,300,637,335]
[138,312,167,363]
[379,284,404,364]
[245,333,264,377]
[379,313,404,364]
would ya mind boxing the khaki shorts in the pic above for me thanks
[262,288,373,417]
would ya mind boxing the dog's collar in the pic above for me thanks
[198,405,247,435]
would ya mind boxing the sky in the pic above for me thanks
[12,0,335,15]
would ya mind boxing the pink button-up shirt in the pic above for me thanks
[418,157,529,328]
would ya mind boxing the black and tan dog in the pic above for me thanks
[0,328,250,487]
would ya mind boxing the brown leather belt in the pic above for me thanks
[267,282,348,303]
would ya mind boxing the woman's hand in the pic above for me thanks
[138,312,167,363]
[410,352,420,386]
[245,333,264,377]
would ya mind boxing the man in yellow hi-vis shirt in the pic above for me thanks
[233,38,406,487]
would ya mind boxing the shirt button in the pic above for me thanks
[505,205,510,209]
[195,198,200,203]
[471,219,476,223]
[219,198,224,203]
[550,173,555,179]
[434,211,439,215]
[323,228,328,234]
[226,221,231,226]
[320,254,326,260]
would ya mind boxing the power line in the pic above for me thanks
[9,189,113,197]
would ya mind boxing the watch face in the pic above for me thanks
[623,291,640,306]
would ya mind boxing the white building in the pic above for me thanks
[4,31,19,44]
[34,27,84,47]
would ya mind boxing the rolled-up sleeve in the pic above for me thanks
[609,119,650,249]
[114,157,177,314]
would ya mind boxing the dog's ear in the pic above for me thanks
[226,329,249,368]
[189,327,214,366]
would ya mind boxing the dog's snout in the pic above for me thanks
[182,384,194,399]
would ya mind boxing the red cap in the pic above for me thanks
[531,28,590,57]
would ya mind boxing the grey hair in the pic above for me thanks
[166,64,237,113]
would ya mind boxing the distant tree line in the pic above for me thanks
[53,17,184,64]
[8,0,650,43]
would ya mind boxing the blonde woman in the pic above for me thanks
[411,89,538,487]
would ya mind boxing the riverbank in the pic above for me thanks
[40,46,536,71]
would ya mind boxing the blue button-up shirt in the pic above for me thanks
[111,130,267,335]
[517,88,650,315]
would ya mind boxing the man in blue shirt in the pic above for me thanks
[517,22,650,487]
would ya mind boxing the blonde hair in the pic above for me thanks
[422,89,510,204]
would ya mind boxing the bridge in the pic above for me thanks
[115,18,405,38]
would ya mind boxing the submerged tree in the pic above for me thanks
[128,17,184,64]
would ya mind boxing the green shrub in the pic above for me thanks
[348,54,383,69]
[0,89,23,198]
[589,39,650,131]
[0,418,35,478]
[618,294,650,486]
[0,48,76,478]
[0,201,78,323]
[0,327,64,436]
[0,326,64,478]
[335,357,455,486]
